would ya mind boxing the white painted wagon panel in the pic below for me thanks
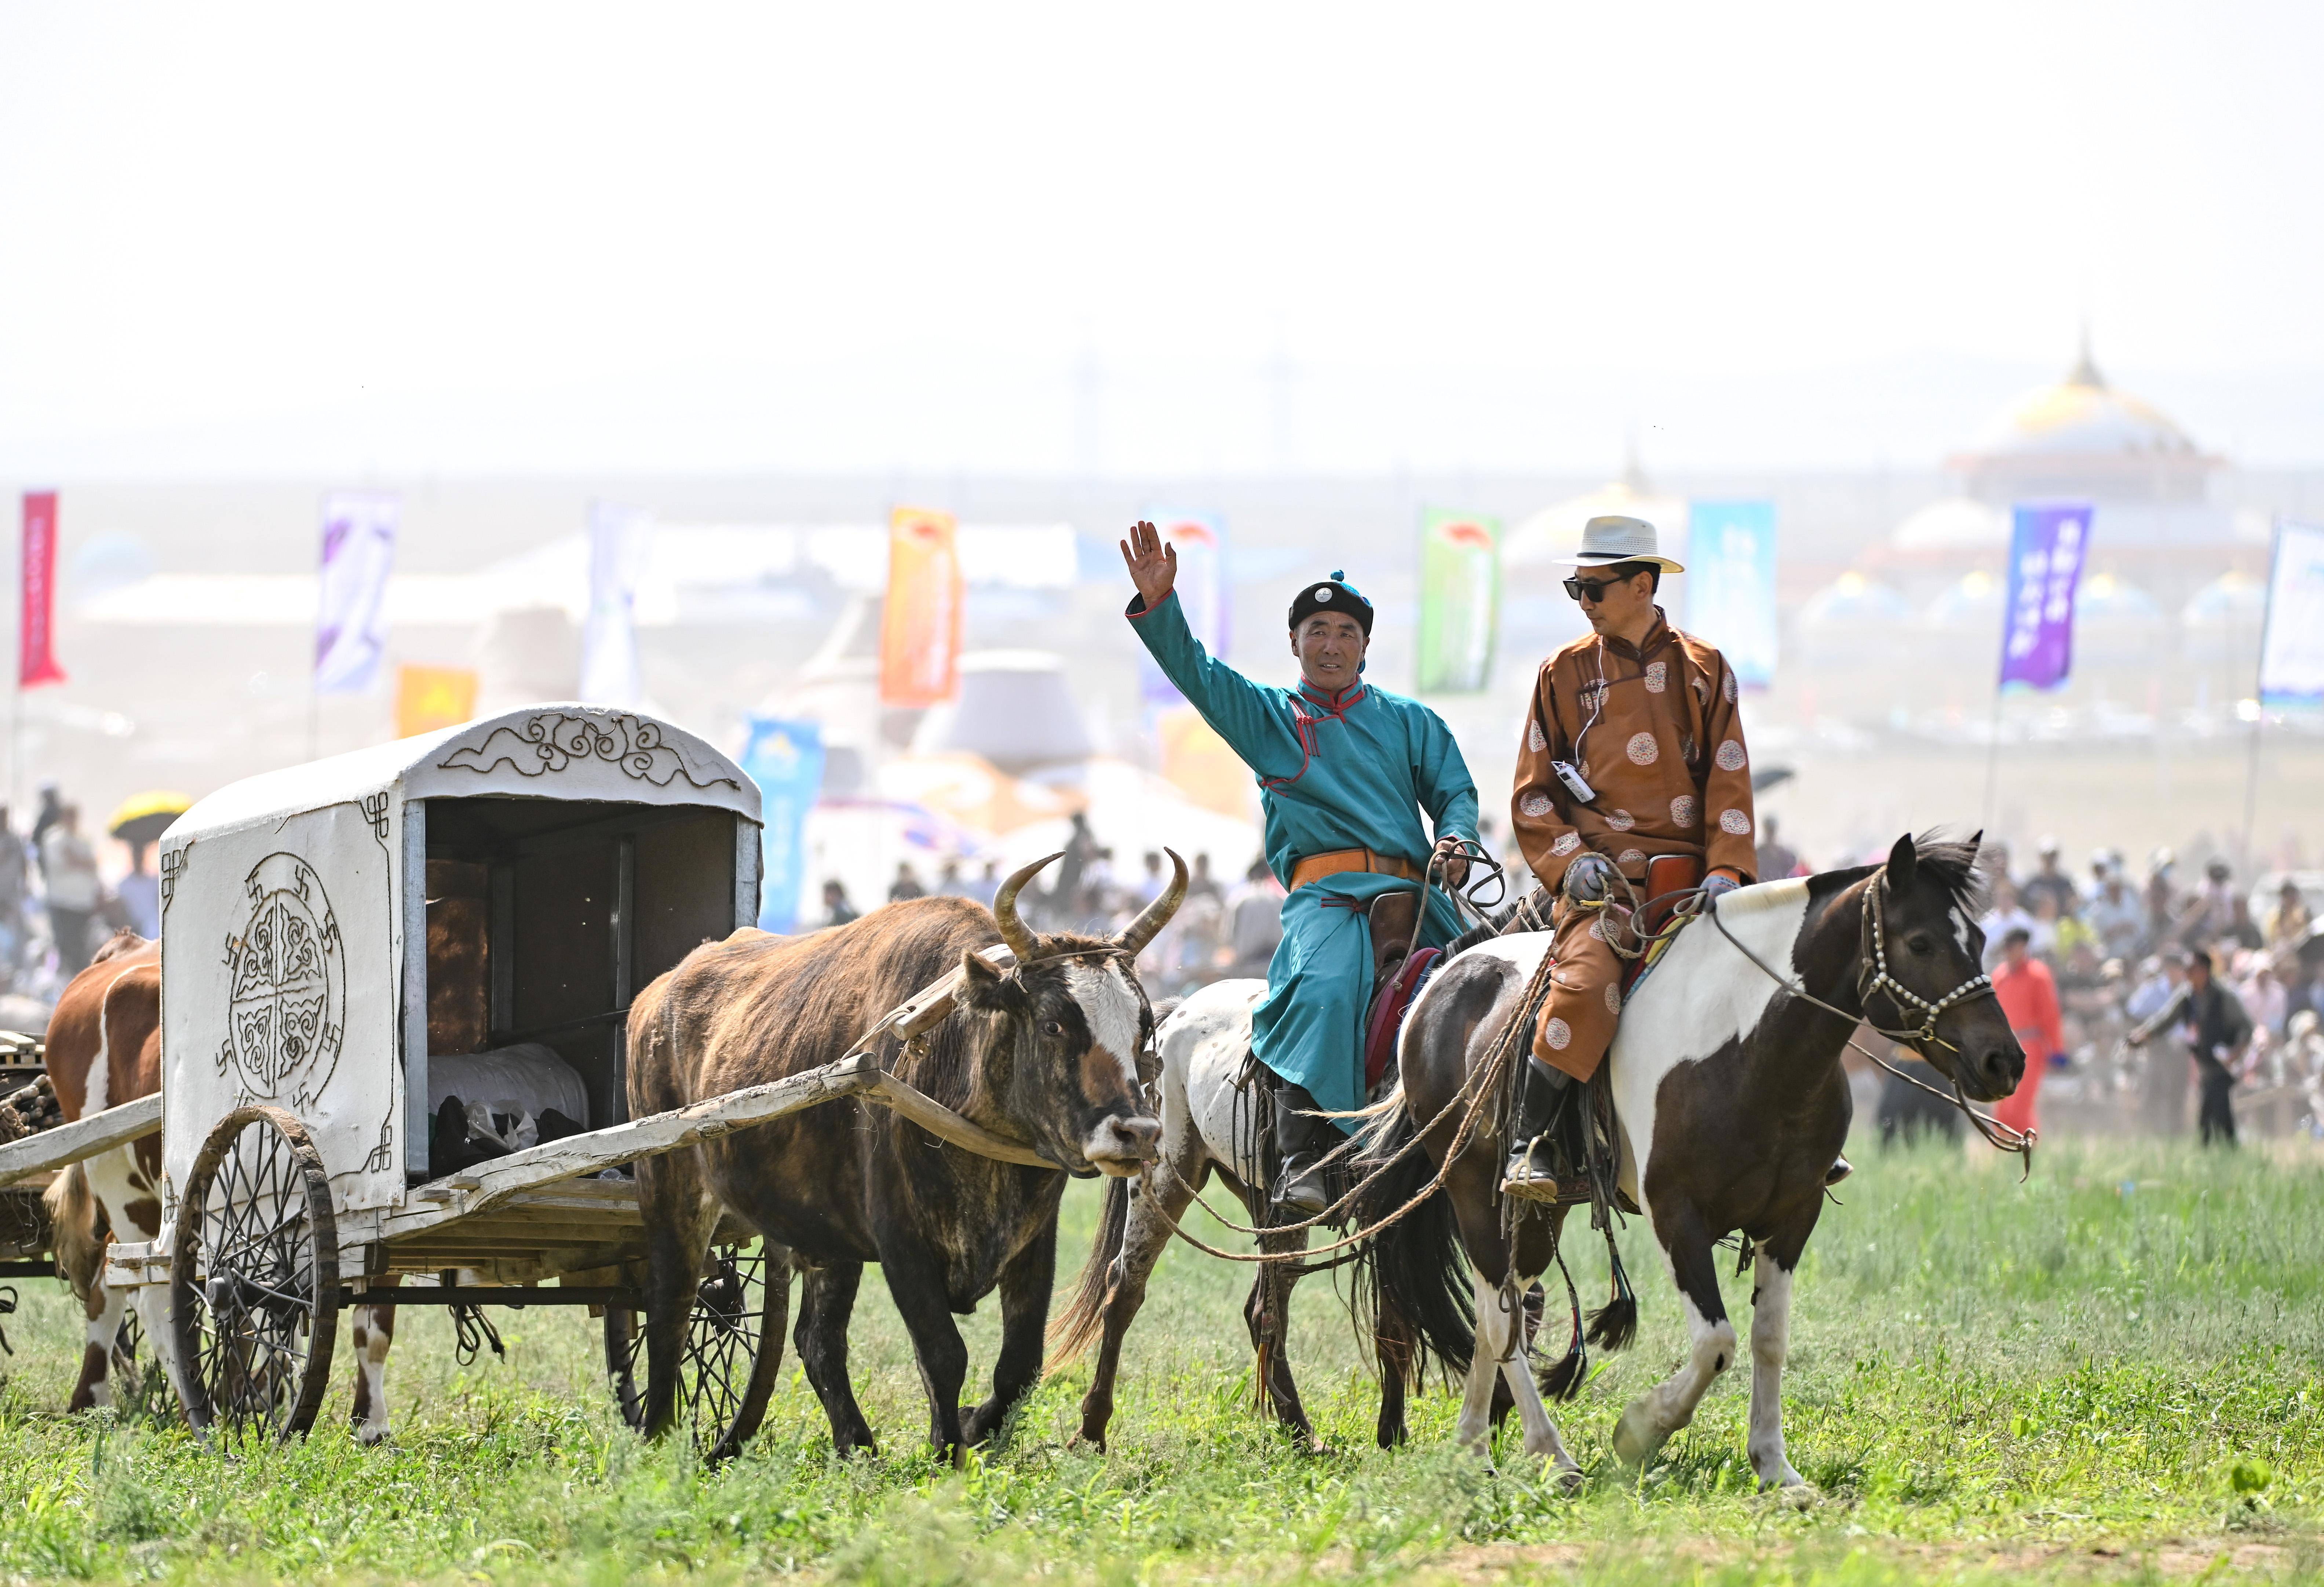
[401,708,756,817]
[165,705,759,848]
[162,797,407,1215]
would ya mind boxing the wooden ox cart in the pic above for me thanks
[0,704,1048,1457]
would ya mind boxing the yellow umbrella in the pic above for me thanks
[108,790,191,849]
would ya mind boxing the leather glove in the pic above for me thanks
[1562,852,1618,906]
[1701,872,1741,903]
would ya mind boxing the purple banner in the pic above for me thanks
[315,493,399,695]
[1999,503,2091,690]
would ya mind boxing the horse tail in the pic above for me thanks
[1352,1087,1474,1390]
[1584,1221,1638,1353]
[1044,1174,1131,1372]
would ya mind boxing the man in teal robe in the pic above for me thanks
[1121,521,1479,1213]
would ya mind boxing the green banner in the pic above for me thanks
[1416,510,1500,693]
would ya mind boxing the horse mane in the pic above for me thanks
[1908,828,1995,915]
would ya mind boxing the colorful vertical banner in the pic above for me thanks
[1999,503,2092,690]
[394,664,479,738]
[2258,520,2324,708]
[314,493,398,694]
[1685,500,1779,690]
[579,501,652,707]
[1415,510,1500,694]
[18,491,65,689]
[1157,705,1252,819]
[739,715,826,933]
[880,507,963,708]
[1139,514,1230,705]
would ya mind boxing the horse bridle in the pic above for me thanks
[1856,878,1995,1048]
[1707,863,2031,1173]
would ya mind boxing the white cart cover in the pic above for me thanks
[158,705,758,1216]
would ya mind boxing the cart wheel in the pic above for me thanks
[171,1106,340,1441]
[605,1241,780,1461]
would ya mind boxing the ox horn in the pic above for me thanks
[990,852,1059,965]
[1113,847,1188,958]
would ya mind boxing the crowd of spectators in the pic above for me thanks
[1961,837,2320,1146]
[0,782,160,1008]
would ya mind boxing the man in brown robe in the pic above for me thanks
[1503,514,1758,1195]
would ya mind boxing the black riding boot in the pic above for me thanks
[1272,1080,1336,1217]
[1502,1056,1574,1201]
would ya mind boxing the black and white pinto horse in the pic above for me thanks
[1354,832,2024,1488]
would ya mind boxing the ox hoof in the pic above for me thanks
[1546,1461,1585,1496]
[1611,1402,1665,1469]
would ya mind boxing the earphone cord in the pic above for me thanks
[1569,637,1609,769]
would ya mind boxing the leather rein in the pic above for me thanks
[1704,867,2036,1176]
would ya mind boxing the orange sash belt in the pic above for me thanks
[1288,847,1424,891]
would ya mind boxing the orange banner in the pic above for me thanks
[1159,707,1253,820]
[880,507,963,708]
[395,664,479,738]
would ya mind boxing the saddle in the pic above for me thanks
[1617,854,1704,1001]
[1361,889,1437,1091]
[1510,855,1702,1213]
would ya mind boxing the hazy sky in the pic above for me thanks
[3,2,2319,477]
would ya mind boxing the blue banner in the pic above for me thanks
[2000,504,2091,691]
[739,716,825,933]
[1685,500,1778,690]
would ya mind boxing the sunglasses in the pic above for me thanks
[1562,573,1633,603]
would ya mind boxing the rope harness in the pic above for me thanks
[1133,944,1555,1266]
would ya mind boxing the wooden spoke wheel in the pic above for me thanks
[606,1241,780,1462]
[171,1106,340,1442]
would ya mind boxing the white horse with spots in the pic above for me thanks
[1354,833,2023,1487]
[1049,975,1511,1453]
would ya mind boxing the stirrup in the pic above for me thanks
[1273,1156,1331,1217]
[1500,1139,1570,1204]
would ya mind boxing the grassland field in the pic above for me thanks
[1,1136,2321,1585]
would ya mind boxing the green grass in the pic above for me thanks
[3,1137,2323,1583]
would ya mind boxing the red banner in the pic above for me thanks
[19,492,65,689]
[879,506,962,708]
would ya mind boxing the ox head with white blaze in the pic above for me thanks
[956,850,1184,1176]
[1868,832,2025,1104]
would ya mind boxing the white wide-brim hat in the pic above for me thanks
[1556,514,1685,574]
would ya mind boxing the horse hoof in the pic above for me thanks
[1611,1404,1663,1469]
[1549,1462,1585,1496]
[1758,1474,1817,1507]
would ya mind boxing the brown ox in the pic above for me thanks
[627,853,1181,1459]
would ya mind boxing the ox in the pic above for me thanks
[42,932,168,1411]
[627,853,1180,1459]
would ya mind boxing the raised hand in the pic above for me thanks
[1120,520,1178,609]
